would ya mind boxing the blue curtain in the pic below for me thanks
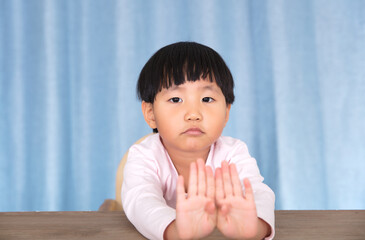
[1,0,364,211]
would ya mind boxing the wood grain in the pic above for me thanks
[275,210,365,240]
[0,210,364,239]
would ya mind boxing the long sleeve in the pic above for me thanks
[121,136,177,240]
[122,135,275,240]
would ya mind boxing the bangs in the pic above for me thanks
[158,44,217,90]
[137,42,234,104]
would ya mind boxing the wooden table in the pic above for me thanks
[0,210,364,239]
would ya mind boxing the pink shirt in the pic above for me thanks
[122,134,275,240]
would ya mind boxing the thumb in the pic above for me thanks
[219,204,230,216]
[204,201,216,215]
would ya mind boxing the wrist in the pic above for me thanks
[164,220,196,240]
[256,218,271,240]
[164,220,179,240]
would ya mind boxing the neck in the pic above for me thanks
[161,140,211,190]
[169,148,210,173]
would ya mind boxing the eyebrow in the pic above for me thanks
[202,85,216,91]
[201,85,222,94]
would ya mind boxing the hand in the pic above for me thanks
[175,159,217,239]
[215,161,262,239]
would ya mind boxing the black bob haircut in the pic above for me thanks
[137,41,235,104]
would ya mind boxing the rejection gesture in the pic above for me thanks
[175,158,217,239]
[215,161,269,239]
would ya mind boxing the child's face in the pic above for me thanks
[142,78,231,154]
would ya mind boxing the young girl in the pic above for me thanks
[121,42,275,240]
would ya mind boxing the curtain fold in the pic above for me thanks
[1,0,364,211]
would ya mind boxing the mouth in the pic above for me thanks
[182,127,204,136]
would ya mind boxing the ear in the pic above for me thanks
[142,101,157,129]
[224,104,231,126]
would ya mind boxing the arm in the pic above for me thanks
[223,140,275,239]
[122,148,176,240]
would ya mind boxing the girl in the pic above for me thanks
[122,42,275,240]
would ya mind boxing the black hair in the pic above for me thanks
[137,41,235,104]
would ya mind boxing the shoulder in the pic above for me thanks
[211,136,252,164]
[215,136,250,153]
[126,133,171,172]
[125,134,161,167]
[129,133,163,156]
[132,133,161,148]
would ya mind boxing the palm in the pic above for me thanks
[175,159,216,239]
[176,194,216,238]
[216,193,258,238]
[215,162,259,239]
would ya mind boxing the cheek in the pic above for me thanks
[218,109,230,128]
[208,106,228,121]
[154,106,180,127]
[205,110,227,129]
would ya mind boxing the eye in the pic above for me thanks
[202,97,214,103]
[169,97,182,103]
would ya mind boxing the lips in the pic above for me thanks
[183,127,204,135]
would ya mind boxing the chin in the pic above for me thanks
[183,140,211,152]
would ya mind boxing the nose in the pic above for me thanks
[184,105,202,121]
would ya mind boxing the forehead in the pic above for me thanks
[160,79,222,94]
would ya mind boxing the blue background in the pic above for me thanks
[1,0,364,211]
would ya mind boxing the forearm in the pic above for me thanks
[255,218,271,240]
[163,220,180,240]
[123,185,176,239]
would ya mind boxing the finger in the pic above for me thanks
[219,204,230,216]
[243,178,255,201]
[229,164,243,197]
[222,161,233,196]
[197,159,206,196]
[177,175,186,203]
[215,167,224,201]
[204,201,216,215]
[206,166,215,199]
[188,161,197,197]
